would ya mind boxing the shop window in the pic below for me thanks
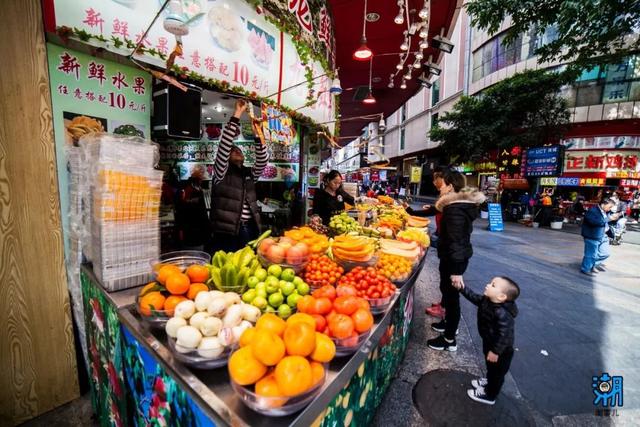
[400,128,405,150]
[401,103,407,122]
[575,82,604,107]
[432,113,439,129]
[559,84,577,108]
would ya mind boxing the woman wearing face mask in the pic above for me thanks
[426,170,486,352]
[312,170,355,225]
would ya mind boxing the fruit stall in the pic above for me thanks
[81,199,431,426]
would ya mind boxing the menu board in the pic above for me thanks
[488,203,504,232]
[524,145,563,177]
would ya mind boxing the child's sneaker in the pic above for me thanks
[471,377,488,389]
[427,335,457,352]
[467,387,495,405]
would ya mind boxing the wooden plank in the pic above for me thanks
[0,0,80,424]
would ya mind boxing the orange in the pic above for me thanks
[255,373,288,408]
[164,295,188,316]
[228,346,267,386]
[310,332,336,363]
[256,313,287,337]
[309,361,325,387]
[274,356,313,396]
[328,314,355,339]
[165,272,190,295]
[296,296,316,314]
[285,313,316,329]
[157,264,181,285]
[186,264,209,283]
[283,322,316,357]
[239,327,257,347]
[251,330,286,366]
[186,283,209,300]
[351,308,374,333]
[139,281,161,297]
[139,292,166,316]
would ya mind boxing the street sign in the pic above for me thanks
[488,203,504,232]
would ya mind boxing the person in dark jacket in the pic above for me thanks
[453,276,520,405]
[175,165,209,250]
[580,198,617,276]
[427,171,486,352]
[209,100,269,253]
[312,170,355,225]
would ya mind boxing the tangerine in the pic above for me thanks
[186,283,209,300]
[156,264,181,285]
[256,313,287,337]
[251,329,286,366]
[165,272,190,295]
[274,356,313,397]
[239,327,257,347]
[255,374,288,408]
[186,265,209,283]
[164,295,188,316]
[285,313,316,329]
[229,346,267,386]
[334,296,359,316]
[310,332,336,363]
[139,292,166,316]
[309,361,325,387]
[283,322,316,356]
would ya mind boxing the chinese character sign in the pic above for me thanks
[564,150,640,174]
[524,145,563,177]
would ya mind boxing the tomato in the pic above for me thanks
[351,308,374,333]
[314,297,333,315]
[336,284,358,297]
[334,296,359,316]
[328,314,355,339]
[297,295,317,314]
[312,314,327,332]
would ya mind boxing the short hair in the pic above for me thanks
[433,166,448,179]
[497,276,520,301]
[441,170,466,192]
[600,197,615,206]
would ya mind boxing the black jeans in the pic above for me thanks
[209,220,258,253]
[483,341,514,400]
[439,260,467,340]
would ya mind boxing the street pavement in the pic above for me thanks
[374,216,640,426]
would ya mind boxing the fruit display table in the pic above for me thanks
[81,251,426,426]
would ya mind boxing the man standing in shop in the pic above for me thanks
[209,99,269,252]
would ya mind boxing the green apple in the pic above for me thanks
[254,268,268,281]
[264,305,276,313]
[255,282,266,293]
[251,296,267,310]
[242,289,256,303]
[280,268,296,282]
[268,292,284,308]
[293,276,304,286]
[267,264,283,279]
[286,293,302,308]
[277,304,292,319]
[280,281,296,296]
[296,282,310,296]
[247,276,260,289]
[255,289,267,299]
[266,280,280,294]
[265,276,279,288]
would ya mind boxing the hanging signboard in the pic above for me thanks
[49,0,336,133]
[524,145,564,177]
[564,150,640,174]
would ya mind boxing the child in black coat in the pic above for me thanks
[453,276,519,405]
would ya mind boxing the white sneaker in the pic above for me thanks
[471,377,488,389]
[467,387,495,405]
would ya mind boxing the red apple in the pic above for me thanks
[259,238,276,255]
[266,245,285,264]
[286,242,309,265]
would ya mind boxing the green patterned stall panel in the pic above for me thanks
[81,270,128,427]
[316,288,415,426]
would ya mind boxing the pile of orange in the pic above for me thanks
[138,264,210,316]
[284,226,329,255]
[229,313,336,406]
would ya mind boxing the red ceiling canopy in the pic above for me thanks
[329,0,460,139]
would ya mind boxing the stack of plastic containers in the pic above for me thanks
[79,134,162,291]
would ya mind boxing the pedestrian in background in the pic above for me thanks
[580,197,617,276]
[427,171,486,352]
[175,165,209,251]
[452,276,520,405]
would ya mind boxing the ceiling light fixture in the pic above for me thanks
[425,56,441,75]
[353,0,373,61]
[388,81,394,88]
[396,63,403,70]
[418,1,429,19]
[378,115,386,132]
[413,59,422,69]
[400,81,407,89]
[400,40,409,51]
[419,26,429,38]
[415,50,424,60]
[330,74,342,94]
[394,0,405,24]
[363,56,376,104]
[432,32,454,53]
[419,39,428,49]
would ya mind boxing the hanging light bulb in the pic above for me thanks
[413,59,422,69]
[394,10,404,25]
[419,38,428,49]
[400,39,409,51]
[388,81,394,88]
[396,63,403,70]
[415,50,424,60]
[378,115,387,132]
[363,91,377,104]
[353,0,373,61]
[419,26,429,38]
[404,71,412,80]
[363,56,376,104]
[400,80,407,89]
[419,5,429,19]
